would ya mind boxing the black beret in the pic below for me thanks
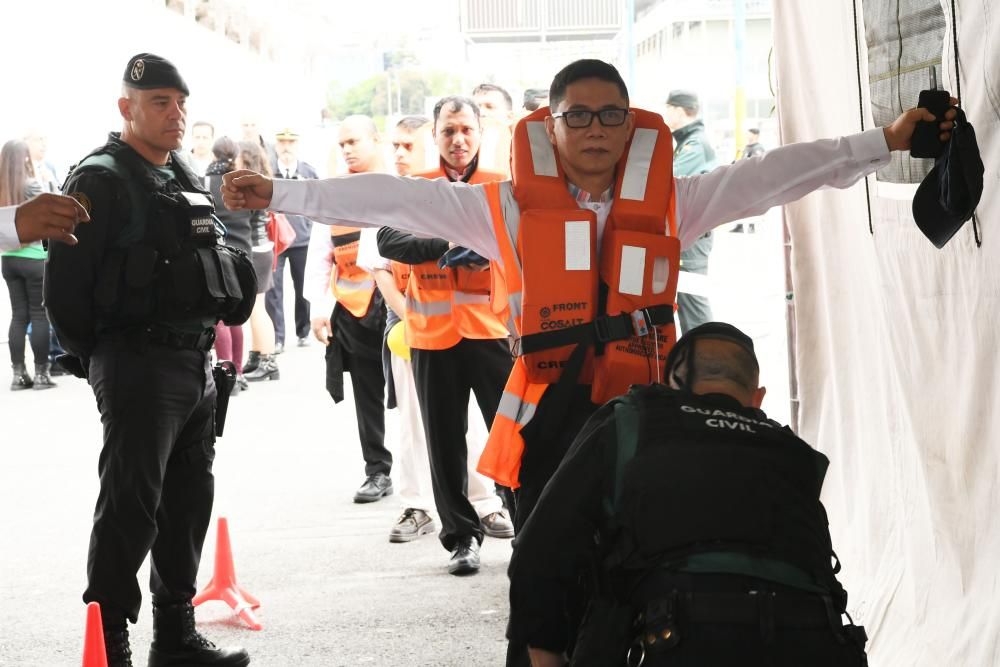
[123,53,189,96]
[666,89,699,111]
[912,108,984,248]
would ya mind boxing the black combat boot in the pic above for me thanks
[147,601,250,667]
[241,351,260,375]
[10,363,32,391]
[33,363,56,390]
[103,623,134,667]
[243,354,279,382]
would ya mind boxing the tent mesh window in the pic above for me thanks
[863,0,945,183]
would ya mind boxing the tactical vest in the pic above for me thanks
[608,385,844,600]
[73,136,255,329]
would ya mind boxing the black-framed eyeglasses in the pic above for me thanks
[552,108,629,129]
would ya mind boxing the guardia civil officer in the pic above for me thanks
[508,322,868,667]
[45,54,253,667]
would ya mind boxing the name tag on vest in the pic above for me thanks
[190,216,215,239]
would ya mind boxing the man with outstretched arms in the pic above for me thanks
[223,59,957,536]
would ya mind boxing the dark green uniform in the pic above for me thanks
[672,119,718,333]
[507,384,867,666]
[46,132,253,631]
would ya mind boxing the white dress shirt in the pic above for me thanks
[274,128,891,264]
[0,206,21,252]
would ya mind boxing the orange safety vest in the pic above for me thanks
[329,225,376,318]
[403,163,509,350]
[478,107,680,488]
[390,261,410,293]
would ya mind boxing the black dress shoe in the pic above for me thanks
[353,473,393,503]
[448,537,481,576]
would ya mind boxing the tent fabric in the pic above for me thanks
[772,1,999,665]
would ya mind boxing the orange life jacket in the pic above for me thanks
[329,225,376,318]
[403,163,508,350]
[478,107,680,488]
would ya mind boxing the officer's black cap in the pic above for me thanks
[665,321,759,379]
[123,53,189,96]
[666,89,699,111]
[912,108,984,248]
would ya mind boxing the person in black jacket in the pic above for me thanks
[206,137,269,392]
[508,323,867,667]
[44,53,250,667]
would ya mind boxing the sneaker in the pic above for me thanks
[389,508,436,543]
[274,342,285,355]
[481,510,515,539]
[448,537,481,576]
[297,336,310,347]
[353,473,393,503]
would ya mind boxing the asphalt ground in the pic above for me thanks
[0,213,785,666]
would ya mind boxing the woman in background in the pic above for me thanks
[0,139,54,391]
[233,140,280,382]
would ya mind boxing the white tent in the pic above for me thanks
[774,1,998,664]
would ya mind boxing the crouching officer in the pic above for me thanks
[507,322,868,667]
[45,54,254,667]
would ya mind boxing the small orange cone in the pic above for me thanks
[193,517,262,630]
[81,601,109,667]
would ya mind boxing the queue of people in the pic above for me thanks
[22,48,958,666]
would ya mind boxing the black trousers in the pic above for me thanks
[613,574,868,667]
[514,385,599,533]
[265,244,310,344]
[1,256,49,365]
[84,336,217,625]
[412,338,513,551]
[348,351,391,477]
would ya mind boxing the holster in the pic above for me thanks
[212,360,237,437]
[569,596,636,667]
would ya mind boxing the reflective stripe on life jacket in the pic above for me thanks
[329,226,376,318]
[477,107,680,489]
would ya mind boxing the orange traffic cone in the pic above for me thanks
[81,601,109,667]
[193,517,262,630]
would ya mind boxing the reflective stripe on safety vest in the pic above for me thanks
[477,107,680,489]
[329,227,376,319]
[401,163,508,348]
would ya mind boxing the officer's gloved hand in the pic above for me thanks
[438,246,490,271]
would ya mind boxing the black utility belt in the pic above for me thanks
[643,589,835,630]
[118,325,216,352]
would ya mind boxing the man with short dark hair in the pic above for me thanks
[473,83,514,176]
[222,57,956,543]
[473,82,514,125]
[187,120,214,177]
[374,96,514,575]
[522,88,549,113]
[46,52,251,667]
[664,89,718,333]
[508,322,868,667]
